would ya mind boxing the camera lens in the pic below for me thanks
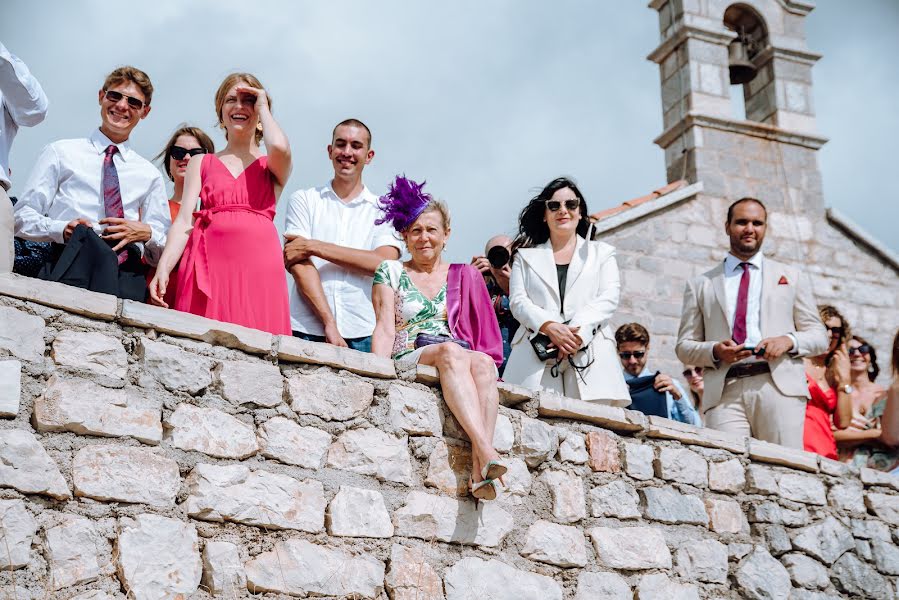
[487,246,510,269]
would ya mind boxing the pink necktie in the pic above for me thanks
[102,145,126,265]
[732,262,751,344]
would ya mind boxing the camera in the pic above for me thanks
[487,245,510,269]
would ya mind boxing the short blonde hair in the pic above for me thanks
[419,199,451,231]
[214,73,271,145]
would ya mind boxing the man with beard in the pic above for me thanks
[676,197,828,447]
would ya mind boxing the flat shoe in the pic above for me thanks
[481,460,507,481]
[471,479,497,501]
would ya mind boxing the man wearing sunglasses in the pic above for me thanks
[615,323,702,425]
[471,234,519,375]
[676,197,828,447]
[13,66,169,301]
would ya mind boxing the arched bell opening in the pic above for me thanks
[724,4,769,120]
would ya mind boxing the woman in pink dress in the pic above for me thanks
[149,73,291,335]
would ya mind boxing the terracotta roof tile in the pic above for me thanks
[590,180,687,222]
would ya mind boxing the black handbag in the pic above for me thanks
[414,334,471,350]
[530,333,558,361]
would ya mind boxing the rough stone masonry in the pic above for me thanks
[1,273,899,599]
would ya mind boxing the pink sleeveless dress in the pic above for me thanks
[175,154,290,335]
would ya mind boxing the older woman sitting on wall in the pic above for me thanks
[370,176,506,500]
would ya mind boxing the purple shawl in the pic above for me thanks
[447,263,504,369]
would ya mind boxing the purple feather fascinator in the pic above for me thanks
[375,175,432,232]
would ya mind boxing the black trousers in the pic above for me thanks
[38,225,148,301]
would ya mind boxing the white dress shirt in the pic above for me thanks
[13,128,170,264]
[285,184,402,338]
[0,42,48,190]
[723,252,764,347]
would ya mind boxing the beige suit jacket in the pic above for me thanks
[675,256,829,412]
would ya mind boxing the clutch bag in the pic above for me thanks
[414,334,471,350]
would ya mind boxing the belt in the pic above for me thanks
[725,361,770,380]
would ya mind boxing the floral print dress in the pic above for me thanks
[373,260,451,360]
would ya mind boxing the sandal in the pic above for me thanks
[471,479,497,501]
[481,460,508,482]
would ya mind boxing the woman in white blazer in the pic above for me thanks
[503,177,630,405]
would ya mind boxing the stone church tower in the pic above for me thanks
[593,0,898,381]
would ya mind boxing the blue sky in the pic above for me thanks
[4,1,897,260]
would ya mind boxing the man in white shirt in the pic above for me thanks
[676,198,828,447]
[1,41,49,273]
[283,119,401,351]
[14,66,169,301]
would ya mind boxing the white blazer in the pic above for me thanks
[503,237,630,405]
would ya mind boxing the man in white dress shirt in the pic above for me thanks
[14,66,169,300]
[283,119,401,351]
[1,41,49,273]
[676,198,828,447]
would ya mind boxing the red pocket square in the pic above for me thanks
[778,275,789,285]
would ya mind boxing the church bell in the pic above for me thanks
[728,33,758,85]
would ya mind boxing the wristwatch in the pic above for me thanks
[841,384,854,394]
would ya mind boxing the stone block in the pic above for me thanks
[856,539,872,560]
[327,485,393,538]
[760,524,792,556]
[495,457,532,505]
[574,572,631,600]
[185,463,325,532]
[52,331,126,380]
[0,273,117,320]
[708,458,745,493]
[748,500,809,526]
[791,516,854,565]
[0,429,70,499]
[656,447,707,487]
[394,490,513,547]
[540,470,586,523]
[139,338,212,393]
[640,487,709,525]
[388,383,442,436]
[748,439,818,472]
[831,552,893,599]
[327,428,414,485]
[444,557,562,600]
[636,572,700,600]
[735,547,791,600]
[0,305,44,362]
[248,540,384,598]
[0,359,21,417]
[589,526,672,570]
[746,464,780,494]
[776,472,826,505]
[585,430,621,473]
[517,415,559,467]
[277,334,396,378]
[675,539,728,583]
[861,467,899,491]
[623,442,654,480]
[871,538,899,575]
[706,497,748,533]
[828,482,866,515]
[558,431,588,464]
[34,375,162,444]
[46,515,106,590]
[201,541,245,597]
[287,370,374,421]
[218,359,283,407]
[73,444,179,507]
[867,492,899,525]
[646,415,746,453]
[781,553,829,590]
[116,514,201,600]
[257,416,330,469]
[385,544,444,600]
[537,392,646,432]
[425,439,471,496]
[589,480,641,519]
[851,518,890,540]
[0,499,37,569]
[520,519,587,567]
[164,403,258,459]
[493,413,514,452]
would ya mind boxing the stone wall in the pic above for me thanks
[1,273,899,600]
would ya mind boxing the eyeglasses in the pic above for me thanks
[618,351,645,360]
[170,146,208,161]
[103,89,145,110]
[848,344,871,356]
[682,366,704,378]
[827,326,844,337]
[545,199,580,212]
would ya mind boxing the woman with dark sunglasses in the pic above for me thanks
[681,365,704,415]
[147,126,215,307]
[801,305,852,459]
[502,177,629,404]
[835,335,890,466]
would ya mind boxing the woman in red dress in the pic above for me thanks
[149,74,291,335]
[802,305,852,459]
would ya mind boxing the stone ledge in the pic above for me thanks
[748,440,818,473]
[277,335,395,379]
[537,393,646,433]
[0,273,117,320]
[646,415,747,454]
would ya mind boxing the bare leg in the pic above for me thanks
[470,351,500,457]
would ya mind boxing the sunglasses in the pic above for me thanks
[545,199,580,212]
[848,344,871,356]
[103,89,145,110]
[618,351,646,360]
[170,146,208,161]
[682,366,704,378]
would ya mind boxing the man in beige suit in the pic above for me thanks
[676,198,828,447]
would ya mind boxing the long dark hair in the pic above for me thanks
[510,177,591,258]
[853,334,880,382]
[891,329,898,378]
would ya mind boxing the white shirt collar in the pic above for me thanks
[725,251,763,274]
[322,182,377,206]
[90,128,132,161]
